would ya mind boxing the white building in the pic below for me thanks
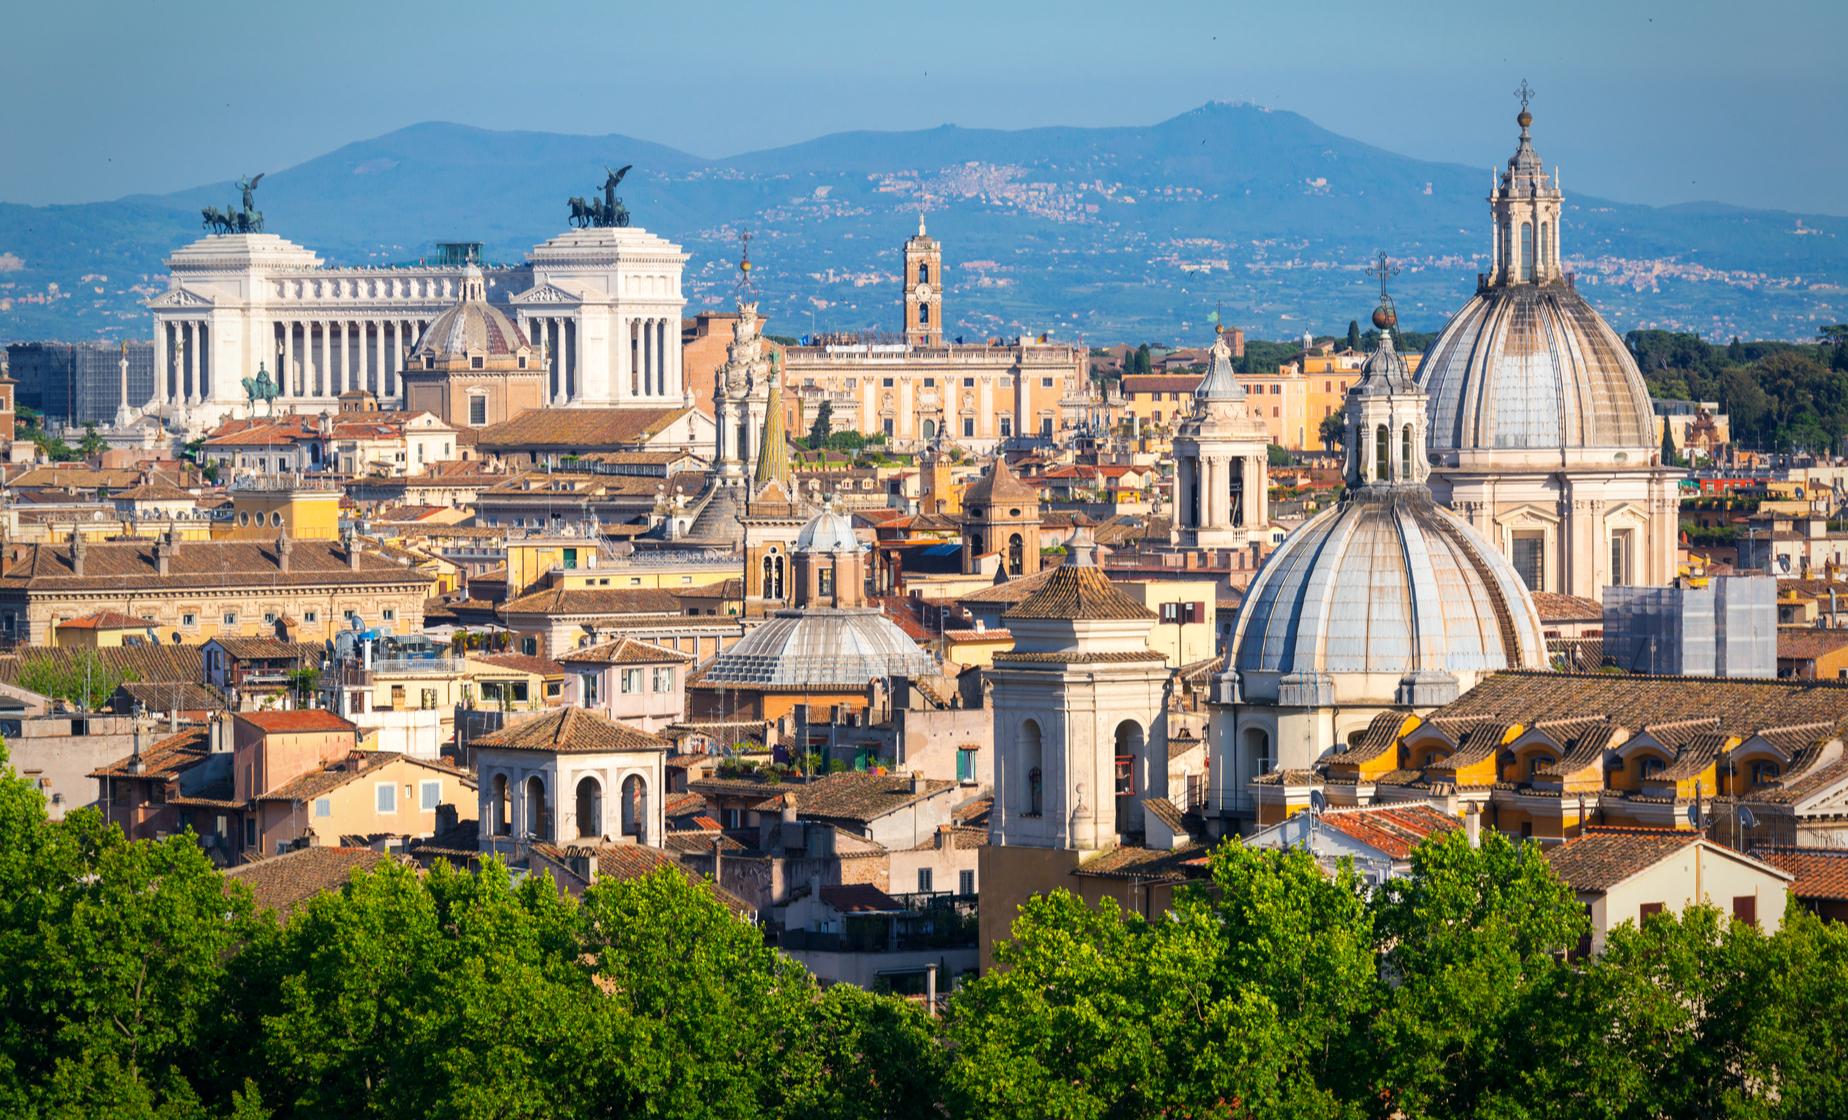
[147,224,688,431]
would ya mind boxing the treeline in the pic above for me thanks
[6,753,1848,1119]
[1628,326,1848,454]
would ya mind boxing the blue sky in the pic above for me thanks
[6,0,1844,213]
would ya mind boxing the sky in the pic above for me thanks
[5,0,1845,214]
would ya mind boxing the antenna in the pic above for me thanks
[1308,789,1328,815]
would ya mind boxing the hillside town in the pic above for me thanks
[5,88,1848,1117]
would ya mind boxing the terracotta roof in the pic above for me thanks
[1778,630,1848,661]
[55,610,154,630]
[1316,805,1460,859]
[1003,563,1156,622]
[1120,374,1206,394]
[943,627,1012,642]
[991,649,1166,664]
[236,709,357,734]
[556,637,692,666]
[256,751,456,803]
[224,847,394,918]
[820,883,905,913]
[1543,828,1702,891]
[1073,842,1209,883]
[690,771,953,824]
[1531,592,1604,622]
[90,726,210,780]
[474,652,566,677]
[118,681,224,713]
[498,586,682,616]
[207,637,319,662]
[472,707,670,754]
[1758,848,1848,901]
[475,407,690,452]
[0,644,205,688]
[1427,671,1848,743]
[959,566,1058,605]
[0,538,433,594]
[962,457,1039,506]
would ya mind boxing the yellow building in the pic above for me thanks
[52,610,160,649]
[214,484,343,542]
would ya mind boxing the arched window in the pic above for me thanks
[492,774,510,836]
[1113,720,1145,835]
[1374,424,1389,481]
[922,418,937,440]
[1241,726,1272,786]
[1539,222,1550,271]
[818,568,833,598]
[919,303,930,325]
[918,262,929,284]
[1007,533,1024,576]
[1228,458,1244,526]
[968,531,984,559]
[1520,222,1535,282]
[620,774,648,843]
[1022,720,1044,817]
[524,776,547,839]
[575,776,602,838]
[1401,424,1414,481]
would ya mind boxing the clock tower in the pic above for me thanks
[903,212,942,348]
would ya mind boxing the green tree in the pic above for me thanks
[79,422,106,459]
[1134,342,1152,375]
[1346,319,1362,351]
[1319,412,1345,451]
[18,649,131,709]
[807,400,834,450]
[1267,443,1293,468]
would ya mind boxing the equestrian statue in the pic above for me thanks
[567,164,632,228]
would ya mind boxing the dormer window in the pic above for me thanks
[518,356,527,369]
[1639,756,1667,779]
[471,355,484,370]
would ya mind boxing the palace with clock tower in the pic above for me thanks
[903,213,942,347]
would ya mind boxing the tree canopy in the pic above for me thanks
[1627,327,1848,454]
[7,749,1848,1119]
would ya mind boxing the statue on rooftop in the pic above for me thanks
[567,165,632,228]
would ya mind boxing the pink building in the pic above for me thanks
[557,637,690,732]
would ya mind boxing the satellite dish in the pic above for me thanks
[1308,789,1328,816]
[1686,803,1701,829]
[1739,807,1758,830]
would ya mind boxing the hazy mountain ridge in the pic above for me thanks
[1,104,1841,346]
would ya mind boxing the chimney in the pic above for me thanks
[346,533,363,570]
[710,833,724,886]
[434,803,458,834]
[1465,802,1481,849]
[208,710,231,754]
[910,770,926,795]
[935,823,952,851]
[276,532,293,573]
[155,530,174,577]
[69,533,86,577]
[577,849,598,883]
[781,792,798,827]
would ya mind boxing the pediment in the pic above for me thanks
[509,282,584,306]
[149,287,214,309]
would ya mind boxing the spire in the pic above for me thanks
[753,352,791,488]
[1342,255,1428,490]
[1488,80,1563,286]
[918,209,926,238]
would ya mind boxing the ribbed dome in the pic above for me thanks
[795,504,862,555]
[411,267,530,359]
[699,609,938,688]
[1231,487,1546,680]
[1420,271,1655,454]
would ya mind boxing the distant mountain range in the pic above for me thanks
[2,102,1843,347]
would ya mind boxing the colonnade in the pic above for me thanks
[527,315,576,404]
[272,318,426,402]
[153,319,212,406]
[628,316,672,399]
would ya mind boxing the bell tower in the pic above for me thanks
[903,212,942,348]
[1170,329,1271,551]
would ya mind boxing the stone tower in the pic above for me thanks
[1488,88,1564,286]
[711,302,773,481]
[1170,330,1271,551]
[960,456,1041,577]
[903,213,942,348]
[985,527,1169,851]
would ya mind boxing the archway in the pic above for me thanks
[575,776,603,839]
[1007,533,1024,576]
[620,774,648,843]
[524,775,548,839]
[1241,726,1272,793]
[1113,720,1145,835]
[922,418,937,441]
[492,774,510,836]
[1021,719,1044,817]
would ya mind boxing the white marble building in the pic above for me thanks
[147,225,688,430]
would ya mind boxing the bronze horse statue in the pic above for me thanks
[565,165,634,229]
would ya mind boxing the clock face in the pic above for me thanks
[913,284,933,302]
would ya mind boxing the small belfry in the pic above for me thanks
[1344,255,1427,488]
[903,210,942,348]
[1169,325,1271,551]
[1488,80,1565,287]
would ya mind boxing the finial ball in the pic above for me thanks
[740,259,752,272]
[1372,305,1396,330]
[1517,108,1533,129]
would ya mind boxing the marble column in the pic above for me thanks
[152,323,169,406]
[186,321,200,404]
[339,320,351,397]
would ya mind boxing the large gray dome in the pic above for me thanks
[1231,487,1547,682]
[698,609,938,688]
[1419,284,1656,454]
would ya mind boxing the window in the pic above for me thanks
[1520,222,1535,282]
[963,377,975,387]
[1040,377,1053,388]
[376,783,397,813]
[222,612,238,626]
[390,685,406,709]
[521,637,538,656]
[956,748,976,783]
[724,807,744,830]
[652,667,674,693]
[420,780,441,811]
[918,262,929,283]
[917,868,934,893]
[999,418,1012,438]
[182,613,197,628]
[1732,895,1758,927]
[923,377,936,388]
[1609,531,1633,588]
[468,395,487,426]
[471,355,484,370]
[882,377,895,388]
[314,797,331,818]
[1512,533,1545,591]
[382,608,396,622]
[581,673,600,706]
[963,418,975,438]
[244,818,257,847]
[919,303,930,325]
[420,689,436,710]
[958,869,975,896]
[621,668,644,693]
[1640,901,1666,921]
[303,611,318,623]
[883,418,894,437]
